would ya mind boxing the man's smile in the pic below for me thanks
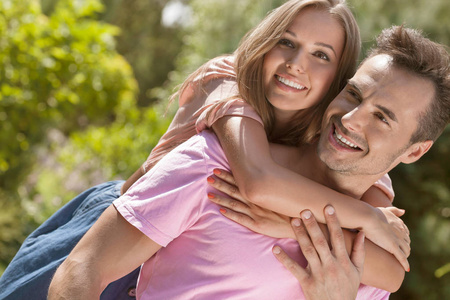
[327,121,364,152]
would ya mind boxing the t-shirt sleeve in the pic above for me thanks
[196,99,263,133]
[373,173,395,202]
[113,136,209,247]
[357,284,390,300]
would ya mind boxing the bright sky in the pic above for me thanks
[161,0,192,27]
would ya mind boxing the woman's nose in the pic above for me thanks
[286,50,306,73]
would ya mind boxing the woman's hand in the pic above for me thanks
[207,169,294,239]
[365,206,411,271]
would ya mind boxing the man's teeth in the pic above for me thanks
[276,75,305,90]
[334,130,359,149]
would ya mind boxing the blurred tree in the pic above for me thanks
[98,0,185,106]
[42,0,186,106]
[0,0,138,271]
[349,0,450,56]
[0,0,137,192]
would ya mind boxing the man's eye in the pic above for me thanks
[278,39,294,48]
[376,113,389,125]
[347,90,361,101]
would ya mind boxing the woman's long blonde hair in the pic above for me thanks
[174,0,360,145]
[235,0,360,145]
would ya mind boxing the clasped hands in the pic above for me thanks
[206,168,411,299]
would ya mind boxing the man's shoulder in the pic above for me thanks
[196,130,223,153]
[174,130,223,159]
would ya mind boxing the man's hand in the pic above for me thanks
[273,206,365,300]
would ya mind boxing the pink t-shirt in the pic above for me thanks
[114,131,390,300]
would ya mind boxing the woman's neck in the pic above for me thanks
[272,109,297,137]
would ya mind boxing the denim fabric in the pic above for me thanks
[0,180,140,300]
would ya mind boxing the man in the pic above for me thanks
[48,25,449,299]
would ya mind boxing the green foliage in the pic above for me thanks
[0,192,34,275]
[56,102,171,189]
[0,0,137,191]
[389,128,450,299]
[349,0,450,58]
[98,0,185,106]
[0,0,138,271]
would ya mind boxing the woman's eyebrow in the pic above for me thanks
[285,30,337,58]
[315,42,337,58]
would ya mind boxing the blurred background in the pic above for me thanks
[0,0,448,298]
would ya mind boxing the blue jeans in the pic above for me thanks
[0,181,140,299]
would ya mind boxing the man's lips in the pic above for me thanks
[329,124,363,151]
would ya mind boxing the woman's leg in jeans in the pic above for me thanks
[0,180,140,300]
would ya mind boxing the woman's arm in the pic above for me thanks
[361,185,394,207]
[48,205,161,299]
[211,115,409,271]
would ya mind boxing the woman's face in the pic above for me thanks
[263,7,345,120]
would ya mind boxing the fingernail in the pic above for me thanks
[213,169,221,175]
[292,218,301,227]
[326,205,335,215]
[207,176,215,183]
[219,208,226,214]
[207,193,215,199]
[407,267,410,272]
[302,210,311,220]
[273,246,281,254]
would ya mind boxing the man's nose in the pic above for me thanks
[341,107,367,132]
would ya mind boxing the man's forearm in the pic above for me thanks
[48,205,162,299]
[48,258,104,299]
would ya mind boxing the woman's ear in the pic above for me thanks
[401,140,433,164]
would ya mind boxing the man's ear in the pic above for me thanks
[402,140,433,164]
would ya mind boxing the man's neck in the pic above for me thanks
[270,143,378,199]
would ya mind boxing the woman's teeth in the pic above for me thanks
[276,75,305,90]
[334,130,359,149]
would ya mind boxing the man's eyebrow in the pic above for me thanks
[348,80,398,123]
[285,30,338,58]
[347,80,362,95]
[375,104,398,123]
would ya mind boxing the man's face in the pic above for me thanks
[317,54,435,176]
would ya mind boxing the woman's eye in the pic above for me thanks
[278,39,294,48]
[315,52,330,61]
